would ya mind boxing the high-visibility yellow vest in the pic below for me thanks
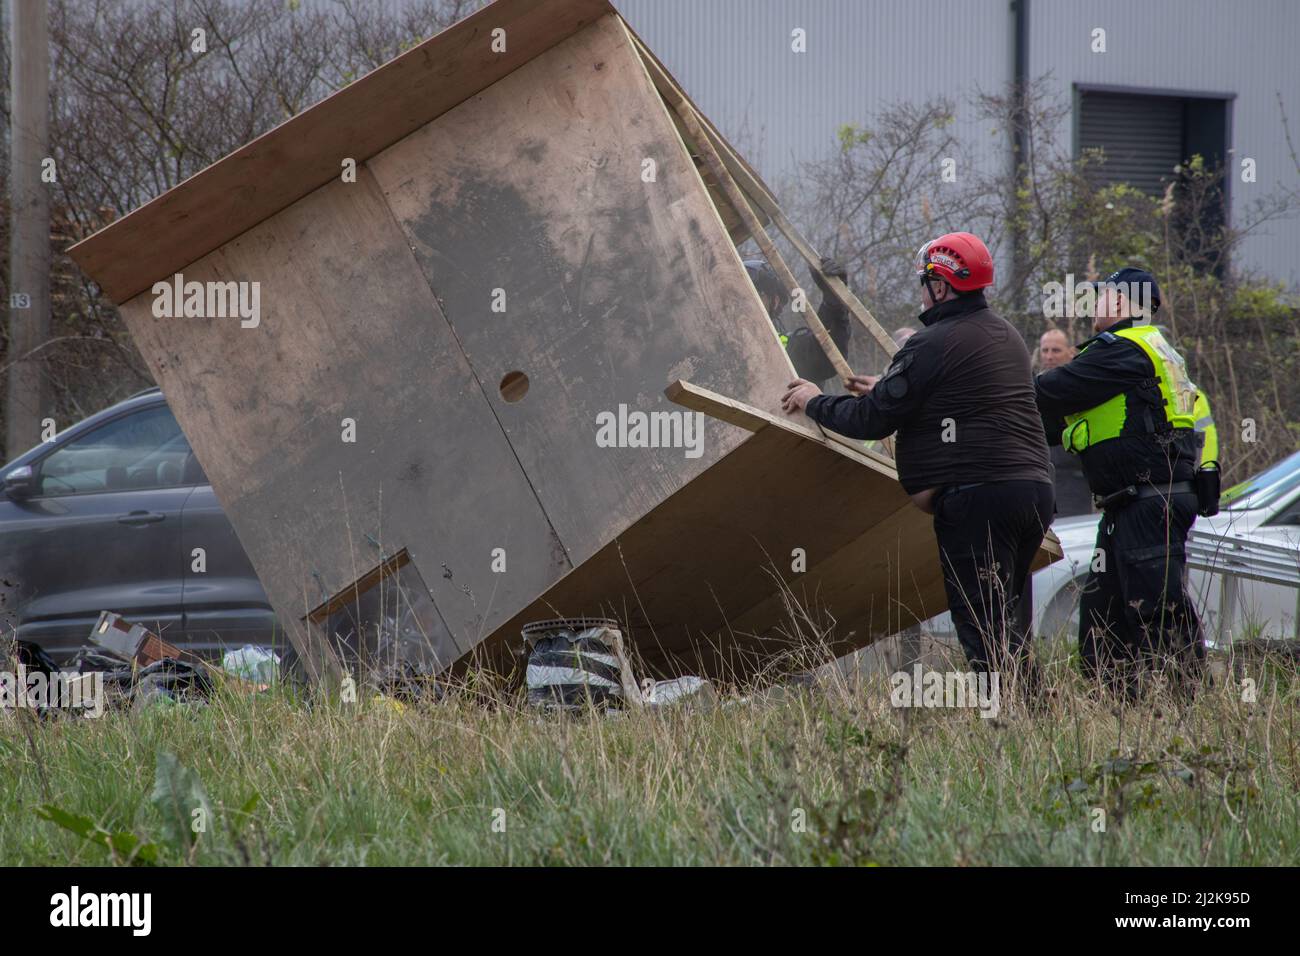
[1062,325,1199,454]
[1193,390,1218,465]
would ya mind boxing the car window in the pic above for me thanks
[1221,450,1300,511]
[36,405,193,497]
[1263,490,1300,528]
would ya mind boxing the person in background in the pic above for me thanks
[1037,327,1092,518]
[1037,327,1075,371]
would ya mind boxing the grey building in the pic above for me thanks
[618,0,1300,285]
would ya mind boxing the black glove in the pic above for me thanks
[812,255,848,293]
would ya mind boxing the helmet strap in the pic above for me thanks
[921,274,948,302]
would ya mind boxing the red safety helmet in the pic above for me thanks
[914,232,994,293]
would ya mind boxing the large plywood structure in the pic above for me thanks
[69,0,1058,683]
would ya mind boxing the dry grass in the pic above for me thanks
[1,633,1297,866]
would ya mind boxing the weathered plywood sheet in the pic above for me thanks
[369,13,797,569]
[463,384,1061,681]
[117,169,570,674]
[474,419,925,680]
[69,0,614,303]
[79,0,973,686]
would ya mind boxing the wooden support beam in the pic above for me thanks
[663,94,901,456]
[624,27,779,217]
[751,190,899,361]
[660,84,854,383]
[628,30,897,458]
[721,168,896,357]
[666,378,899,478]
[668,379,800,436]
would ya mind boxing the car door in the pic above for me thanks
[1193,483,1300,644]
[1244,489,1300,639]
[6,403,191,661]
[179,454,278,659]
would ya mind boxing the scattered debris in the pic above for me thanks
[522,618,723,714]
[83,611,216,712]
[523,618,640,713]
[643,676,716,709]
[222,645,280,684]
[90,611,181,666]
[132,660,214,714]
[2,639,65,718]
[8,612,273,718]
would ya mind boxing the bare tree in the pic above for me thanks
[792,76,1300,482]
[0,0,485,459]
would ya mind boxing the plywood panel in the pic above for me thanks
[472,421,922,680]
[369,13,798,569]
[117,169,570,673]
[469,385,1062,681]
[76,0,1000,687]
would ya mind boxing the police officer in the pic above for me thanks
[745,256,851,387]
[1034,267,1212,696]
[781,232,1053,691]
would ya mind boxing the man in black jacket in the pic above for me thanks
[781,233,1053,690]
[1034,267,1207,696]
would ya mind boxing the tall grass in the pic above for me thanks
[2,637,1296,866]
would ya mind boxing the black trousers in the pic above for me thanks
[1078,490,1206,695]
[933,480,1055,682]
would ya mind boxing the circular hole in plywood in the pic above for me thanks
[499,371,529,403]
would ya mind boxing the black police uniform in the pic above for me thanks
[806,290,1053,682]
[1034,319,1206,692]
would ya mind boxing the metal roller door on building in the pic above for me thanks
[1079,92,1184,195]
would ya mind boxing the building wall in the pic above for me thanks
[617,0,1300,285]
[618,0,1011,189]
[1028,0,1298,284]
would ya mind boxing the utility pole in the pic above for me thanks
[5,0,51,461]
[1010,0,1031,311]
